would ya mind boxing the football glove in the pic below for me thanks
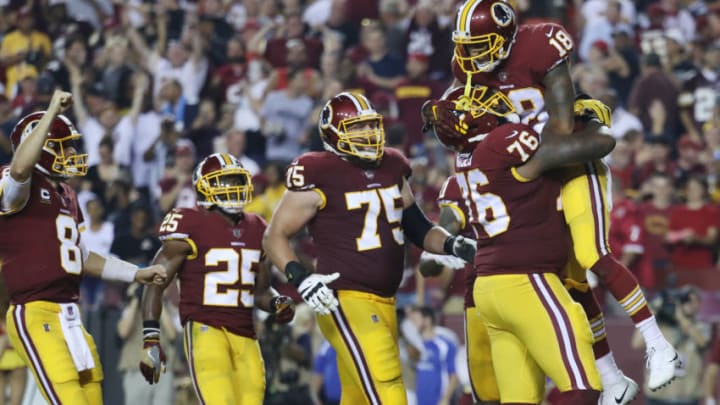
[444,235,477,263]
[139,321,166,384]
[419,251,467,270]
[574,95,612,127]
[271,295,296,324]
[298,273,340,315]
[421,99,469,137]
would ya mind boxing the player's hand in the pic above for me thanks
[271,295,296,324]
[134,264,167,285]
[421,99,469,137]
[139,329,166,384]
[419,251,466,270]
[48,90,73,114]
[445,235,477,263]
[573,96,612,127]
[298,273,339,315]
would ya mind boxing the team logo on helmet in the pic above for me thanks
[491,2,514,27]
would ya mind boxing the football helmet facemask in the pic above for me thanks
[194,153,253,214]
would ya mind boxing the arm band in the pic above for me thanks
[401,203,434,248]
[443,235,458,256]
[285,261,309,288]
[101,256,139,283]
[142,320,160,340]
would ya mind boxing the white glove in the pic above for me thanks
[419,251,466,270]
[705,398,716,405]
[298,273,340,315]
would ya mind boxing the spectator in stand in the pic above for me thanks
[219,128,261,176]
[10,65,38,116]
[638,173,675,289]
[45,35,88,94]
[608,26,640,106]
[608,138,639,191]
[144,117,182,201]
[628,53,680,139]
[264,38,321,97]
[79,197,116,310]
[95,36,134,110]
[324,0,359,51]
[404,0,451,79]
[185,99,222,159]
[356,25,405,92]
[637,137,675,186]
[674,136,707,186]
[0,6,51,98]
[598,89,643,141]
[378,0,408,58]
[0,96,15,165]
[260,69,314,164]
[704,329,720,405]
[110,203,161,267]
[663,29,696,87]
[667,176,719,271]
[678,43,720,141]
[157,79,190,132]
[117,283,179,405]
[408,306,458,405]
[84,136,132,206]
[157,139,196,213]
[395,52,445,157]
[209,35,248,103]
[264,12,323,69]
[610,177,645,275]
[245,162,286,221]
[311,340,341,405]
[579,1,633,62]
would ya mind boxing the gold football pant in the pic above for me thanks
[561,161,611,283]
[317,290,406,405]
[473,273,601,404]
[183,320,265,405]
[6,302,103,405]
[465,305,500,402]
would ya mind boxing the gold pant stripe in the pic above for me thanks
[184,321,207,405]
[12,305,61,405]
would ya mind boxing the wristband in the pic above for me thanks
[285,261,309,288]
[143,320,160,340]
[443,235,457,256]
[101,256,139,283]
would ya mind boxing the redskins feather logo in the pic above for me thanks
[320,104,333,129]
[491,2,514,27]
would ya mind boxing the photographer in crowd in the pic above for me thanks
[632,285,712,405]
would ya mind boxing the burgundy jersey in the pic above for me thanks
[452,23,574,133]
[0,168,83,304]
[454,123,570,276]
[285,148,411,297]
[678,69,720,132]
[437,175,475,308]
[158,207,267,339]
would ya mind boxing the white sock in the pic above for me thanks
[596,352,623,386]
[637,316,669,350]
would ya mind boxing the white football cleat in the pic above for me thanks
[646,344,680,391]
[599,375,639,405]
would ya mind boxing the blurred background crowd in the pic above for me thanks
[0,0,718,404]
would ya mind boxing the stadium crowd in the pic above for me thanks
[0,0,718,404]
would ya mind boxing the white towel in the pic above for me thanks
[58,303,95,372]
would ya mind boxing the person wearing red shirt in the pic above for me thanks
[667,176,719,271]
[609,177,645,275]
[638,173,675,289]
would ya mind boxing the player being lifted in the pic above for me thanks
[442,84,615,404]
[424,0,679,400]
[138,153,295,405]
[0,90,166,405]
[263,92,477,405]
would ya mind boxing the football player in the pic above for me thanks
[0,90,167,405]
[263,92,476,405]
[426,0,679,397]
[419,172,499,405]
[438,85,615,404]
[139,153,295,405]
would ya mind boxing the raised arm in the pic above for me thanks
[67,64,89,127]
